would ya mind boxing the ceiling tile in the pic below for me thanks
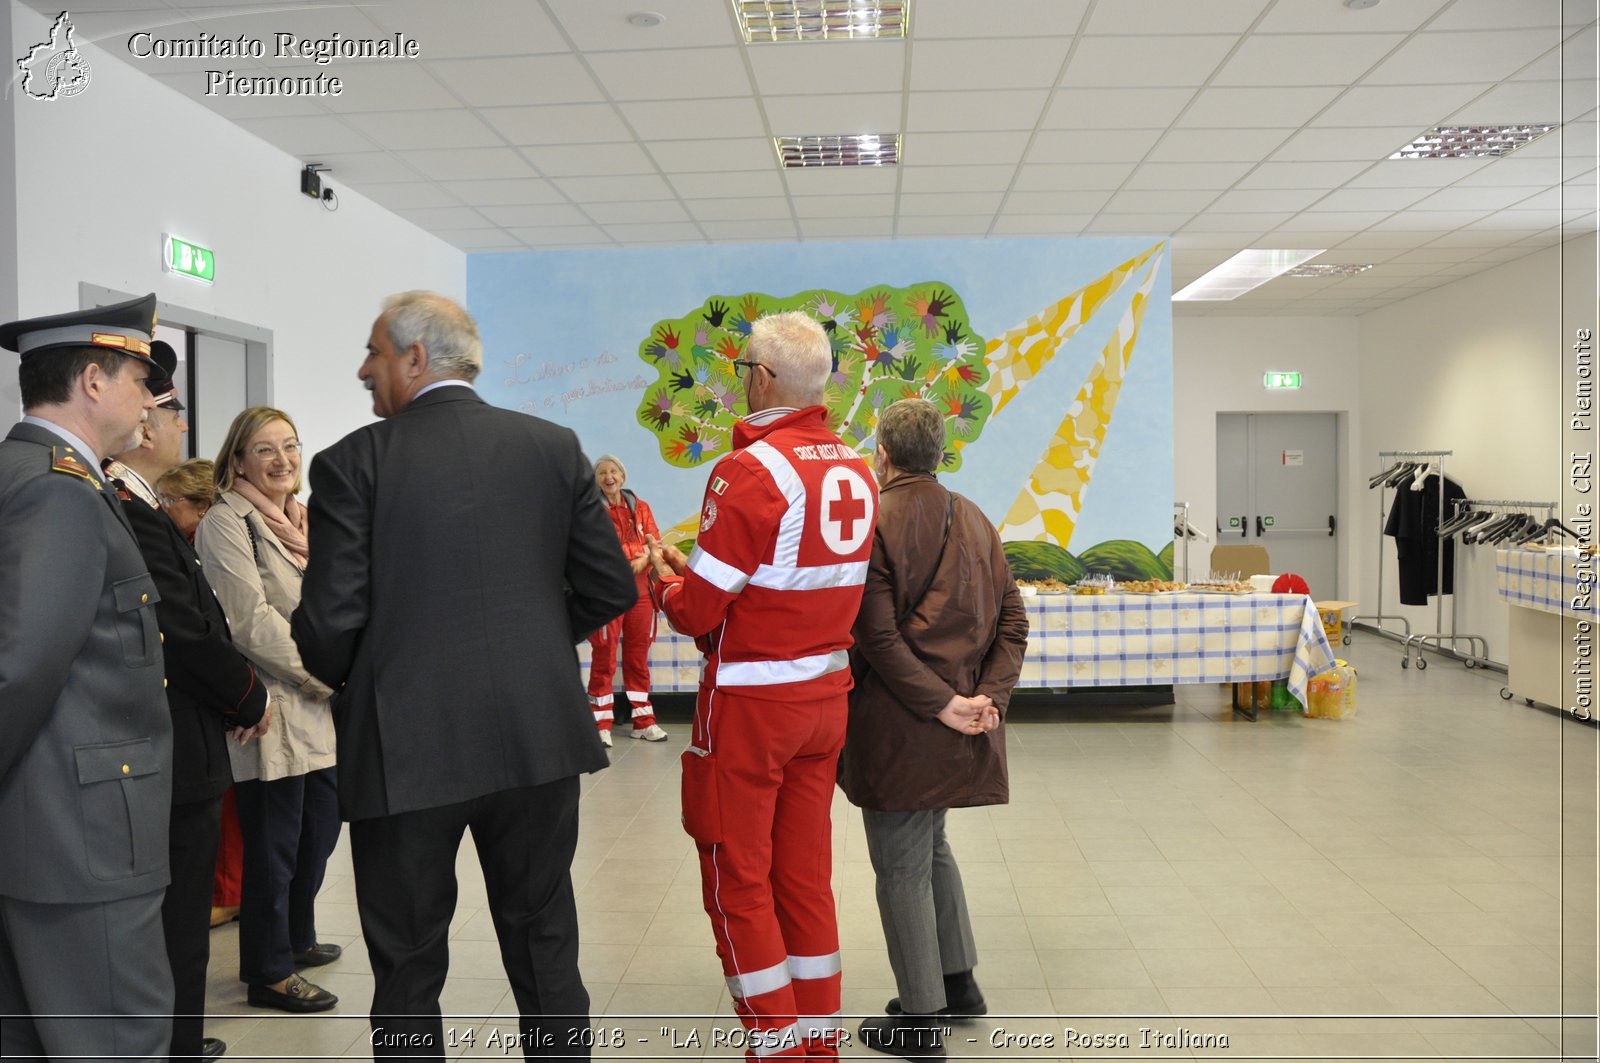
[584,201,692,224]
[895,216,996,235]
[148,73,327,120]
[1447,156,1569,186]
[434,229,525,250]
[478,103,632,144]
[1102,189,1214,213]
[426,55,603,107]
[1413,186,1547,211]
[1177,86,1344,128]
[906,90,1049,132]
[649,139,779,173]
[915,0,1090,38]
[1364,30,1566,85]
[699,219,800,240]
[199,6,392,68]
[791,195,896,218]
[1174,231,1280,249]
[1288,209,1398,229]
[551,174,675,202]
[1147,128,1294,163]
[1445,80,1581,124]
[1345,158,1496,188]
[1179,212,1287,232]
[1062,35,1237,88]
[1272,126,1427,162]
[898,165,1016,193]
[686,198,794,222]
[358,182,462,210]
[481,204,590,227]
[748,40,905,95]
[545,0,740,51]
[762,93,902,136]
[314,63,463,113]
[1209,188,1327,213]
[398,147,538,181]
[1256,0,1450,32]
[1311,83,1496,127]
[896,191,1006,215]
[670,170,787,198]
[519,142,656,177]
[342,109,504,150]
[1310,187,1434,211]
[784,167,899,196]
[1003,190,1113,213]
[799,218,895,238]
[1013,163,1137,190]
[1259,226,1366,244]
[912,37,1073,92]
[1214,34,1407,86]
[586,47,753,101]
[1124,161,1254,189]
[361,0,568,58]
[1086,0,1269,34]
[619,96,766,140]
[392,206,496,230]
[1026,128,1164,163]
[1085,214,1186,234]
[1234,157,1387,187]
[1043,87,1197,129]
[990,214,1094,234]
[303,151,422,184]
[509,224,611,247]
[907,131,1033,166]
[442,179,566,205]
[234,115,375,156]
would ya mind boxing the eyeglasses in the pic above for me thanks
[160,496,211,511]
[732,360,777,379]
[246,442,302,460]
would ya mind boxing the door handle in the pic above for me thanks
[1328,514,1336,537]
[1255,515,1264,537]
[1240,516,1248,539]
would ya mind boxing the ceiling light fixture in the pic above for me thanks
[734,0,908,43]
[1285,263,1375,278]
[1173,249,1326,302]
[775,133,899,168]
[1391,124,1557,159]
[627,12,665,27]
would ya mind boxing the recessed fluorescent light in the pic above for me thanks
[1285,263,1374,277]
[775,133,899,168]
[734,0,907,42]
[1391,124,1557,159]
[1173,249,1326,302]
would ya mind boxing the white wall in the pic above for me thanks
[3,1,465,458]
[1357,232,1597,666]
[1172,315,1363,596]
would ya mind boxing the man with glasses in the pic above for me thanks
[105,340,269,1063]
[646,310,878,1062]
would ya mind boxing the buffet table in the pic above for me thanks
[580,591,1337,710]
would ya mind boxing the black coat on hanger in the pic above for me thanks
[1384,473,1465,605]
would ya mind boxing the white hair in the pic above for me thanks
[382,291,482,382]
[748,310,829,404]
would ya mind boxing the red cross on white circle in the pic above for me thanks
[819,466,873,556]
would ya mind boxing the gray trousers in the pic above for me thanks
[861,807,978,1015]
[0,888,174,1062]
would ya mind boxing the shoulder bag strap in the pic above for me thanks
[896,488,956,627]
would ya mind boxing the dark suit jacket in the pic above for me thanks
[292,386,637,821]
[113,485,268,805]
[0,422,172,902]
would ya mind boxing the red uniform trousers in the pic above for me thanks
[685,687,847,1061]
[587,591,657,732]
[213,784,243,907]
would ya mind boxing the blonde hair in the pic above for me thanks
[214,406,303,496]
[156,458,217,505]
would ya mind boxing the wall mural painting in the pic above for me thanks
[632,242,1172,583]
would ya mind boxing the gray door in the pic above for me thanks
[1217,413,1339,597]
[193,334,249,465]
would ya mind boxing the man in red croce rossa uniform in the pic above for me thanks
[647,310,877,1061]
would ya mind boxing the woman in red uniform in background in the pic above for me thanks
[588,455,670,748]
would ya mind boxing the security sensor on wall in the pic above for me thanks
[300,163,338,212]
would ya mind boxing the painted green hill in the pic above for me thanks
[1002,541,1084,583]
[1077,540,1169,581]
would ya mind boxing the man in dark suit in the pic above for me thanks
[105,341,270,1063]
[0,293,175,1060]
[292,291,636,1059]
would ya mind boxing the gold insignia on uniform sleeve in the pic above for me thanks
[50,447,100,486]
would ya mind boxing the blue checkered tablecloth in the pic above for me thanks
[579,591,1336,702]
[1496,547,1596,619]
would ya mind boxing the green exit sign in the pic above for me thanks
[1264,371,1302,390]
[163,234,214,285]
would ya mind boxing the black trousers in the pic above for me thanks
[163,794,223,1063]
[235,767,341,985]
[351,777,588,1061]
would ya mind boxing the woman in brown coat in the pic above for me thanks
[841,399,1030,1062]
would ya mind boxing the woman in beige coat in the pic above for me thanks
[195,407,341,1014]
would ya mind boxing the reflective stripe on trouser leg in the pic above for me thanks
[620,592,657,726]
[587,693,614,728]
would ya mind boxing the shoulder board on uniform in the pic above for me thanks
[51,447,103,489]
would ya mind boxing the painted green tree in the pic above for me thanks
[636,286,992,469]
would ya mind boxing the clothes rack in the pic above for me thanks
[1173,501,1205,582]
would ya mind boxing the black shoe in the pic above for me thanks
[246,973,338,1013]
[886,969,986,1019]
[201,1037,226,1059]
[858,1014,945,1062]
[293,942,342,967]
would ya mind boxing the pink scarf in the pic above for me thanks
[231,478,310,571]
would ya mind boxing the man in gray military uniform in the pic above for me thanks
[0,293,176,1060]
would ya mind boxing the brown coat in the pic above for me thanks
[839,473,1029,811]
